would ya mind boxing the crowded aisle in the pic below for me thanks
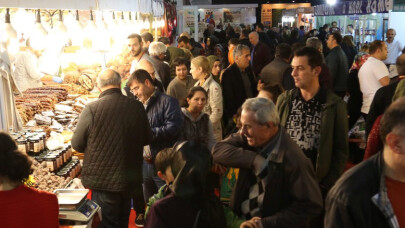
[1,1,405,227]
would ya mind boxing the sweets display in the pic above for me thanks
[12,85,97,193]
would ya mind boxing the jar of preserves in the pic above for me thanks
[31,137,41,154]
[17,138,28,154]
[44,156,57,172]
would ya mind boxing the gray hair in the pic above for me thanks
[149,41,167,57]
[233,44,250,58]
[306,37,323,51]
[242,97,280,125]
[96,69,121,88]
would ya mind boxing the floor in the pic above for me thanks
[128,209,139,228]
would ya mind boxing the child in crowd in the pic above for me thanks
[144,148,175,218]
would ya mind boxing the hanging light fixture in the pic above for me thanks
[95,11,111,51]
[2,8,19,55]
[83,10,97,49]
[55,10,68,34]
[66,10,84,46]
[34,9,47,36]
[134,12,142,34]
[30,9,48,50]
[127,12,135,33]
[48,9,69,49]
[108,11,119,29]
[3,8,17,42]
[117,11,126,29]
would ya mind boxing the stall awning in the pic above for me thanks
[314,0,392,16]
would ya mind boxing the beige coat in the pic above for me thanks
[195,75,223,141]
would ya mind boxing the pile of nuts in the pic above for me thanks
[31,159,72,192]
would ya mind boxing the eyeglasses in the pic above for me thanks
[129,87,137,94]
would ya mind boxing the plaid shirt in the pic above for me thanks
[371,173,400,228]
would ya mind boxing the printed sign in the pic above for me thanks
[314,0,390,16]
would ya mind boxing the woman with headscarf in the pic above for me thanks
[207,55,222,84]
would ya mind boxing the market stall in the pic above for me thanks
[314,0,391,46]
[180,4,257,43]
[261,3,311,28]
[0,0,166,225]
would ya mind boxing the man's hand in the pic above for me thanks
[240,217,263,228]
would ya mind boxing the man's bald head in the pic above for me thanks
[249,31,259,46]
[396,54,405,76]
[137,59,156,80]
[97,69,121,89]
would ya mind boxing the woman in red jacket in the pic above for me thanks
[0,132,59,228]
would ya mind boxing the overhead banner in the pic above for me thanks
[314,0,390,16]
[393,0,405,11]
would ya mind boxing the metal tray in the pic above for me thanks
[54,189,89,206]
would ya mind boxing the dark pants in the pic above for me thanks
[132,188,145,214]
[91,190,131,228]
[143,160,165,203]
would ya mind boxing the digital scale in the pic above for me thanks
[55,189,100,223]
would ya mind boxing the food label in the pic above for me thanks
[18,144,26,154]
[34,142,40,153]
[46,161,55,171]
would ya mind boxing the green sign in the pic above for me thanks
[393,0,405,11]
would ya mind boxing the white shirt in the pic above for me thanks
[129,53,162,83]
[384,39,403,65]
[12,50,43,92]
[358,57,389,114]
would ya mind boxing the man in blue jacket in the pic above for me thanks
[127,69,183,226]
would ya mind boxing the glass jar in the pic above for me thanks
[31,137,41,154]
[27,138,34,156]
[17,138,28,154]
[66,145,72,161]
[45,156,57,172]
[61,149,67,164]
[55,152,62,170]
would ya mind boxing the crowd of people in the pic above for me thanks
[1,21,405,228]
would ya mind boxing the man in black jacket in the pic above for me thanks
[325,97,405,227]
[325,32,348,98]
[221,44,257,128]
[212,97,322,227]
[72,69,152,228]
